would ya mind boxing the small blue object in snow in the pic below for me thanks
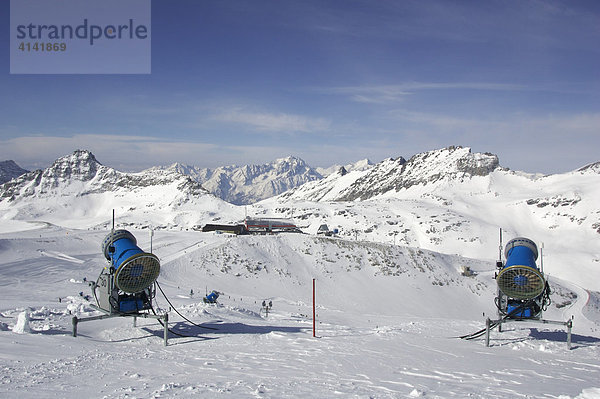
[204,290,219,303]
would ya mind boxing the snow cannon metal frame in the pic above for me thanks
[72,226,169,346]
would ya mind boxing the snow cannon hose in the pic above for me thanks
[101,229,160,294]
[497,237,545,300]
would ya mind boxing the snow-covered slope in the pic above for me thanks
[0,226,598,398]
[0,160,28,184]
[0,150,243,231]
[258,147,600,291]
[157,156,322,205]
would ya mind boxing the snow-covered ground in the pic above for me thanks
[1,222,599,398]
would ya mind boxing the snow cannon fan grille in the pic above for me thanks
[102,230,160,294]
[497,237,545,300]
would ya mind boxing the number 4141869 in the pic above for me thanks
[18,42,67,52]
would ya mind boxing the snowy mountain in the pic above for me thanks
[0,150,242,230]
[156,156,322,205]
[336,146,498,201]
[260,146,600,291]
[281,146,498,202]
[578,161,600,174]
[0,160,28,184]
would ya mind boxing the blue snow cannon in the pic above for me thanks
[102,230,160,294]
[497,237,545,317]
[204,290,219,303]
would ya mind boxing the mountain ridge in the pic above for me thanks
[0,149,239,230]
[155,155,323,205]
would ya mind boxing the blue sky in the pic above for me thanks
[1,0,599,173]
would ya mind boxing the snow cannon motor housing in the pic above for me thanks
[93,230,160,314]
[496,237,548,318]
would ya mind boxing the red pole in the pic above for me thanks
[312,278,316,337]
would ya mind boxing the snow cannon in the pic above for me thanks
[470,232,573,349]
[90,229,159,314]
[497,237,545,301]
[203,290,219,304]
[102,230,160,294]
[75,226,170,346]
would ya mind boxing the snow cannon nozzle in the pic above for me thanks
[101,229,160,294]
[497,237,545,300]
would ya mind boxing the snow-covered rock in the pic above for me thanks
[577,161,600,174]
[278,146,501,202]
[335,146,499,201]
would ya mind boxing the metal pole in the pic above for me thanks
[133,316,137,328]
[540,243,544,274]
[72,316,78,337]
[499,228,503,262]
[164,312,169,346]
[567,319,572,350]
[497,228,503,330]
[312,278,316,338]
[485,318,491,347]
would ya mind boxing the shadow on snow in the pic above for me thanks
[529,328,600,349]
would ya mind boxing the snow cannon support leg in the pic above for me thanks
[163,312,169,347]
[485,317,491,347]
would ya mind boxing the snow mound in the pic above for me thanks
[11,311,31,334]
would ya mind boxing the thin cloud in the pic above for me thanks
[215,108,331,133]
[319,82,527,104]
[0,134,217,171]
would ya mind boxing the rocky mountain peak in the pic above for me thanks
[335,146,499,201]
[44,149,102,182]
[577,161,600,174]
[0,150,208,204]
[0,160,29,184]
[404,146,498,177]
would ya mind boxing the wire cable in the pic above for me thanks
[155,281,218,331]
[150,305,195,338]
[459,299,537,340]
